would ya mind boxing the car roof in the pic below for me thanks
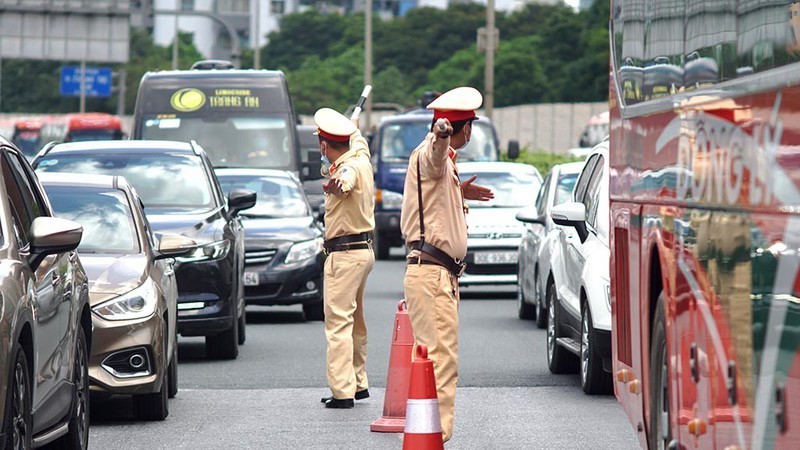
[553,161,585,175]
[379,112,493,125]
[214,168,294,179]
[45,140,196,156]
[458,161,540,175]
[143,69,285,80]
[37,172,127,191]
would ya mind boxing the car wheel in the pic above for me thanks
[237,310,246,346]
[517,280,535,320]
[374,232,390,260]
[649,293,673,450]
[3,345,31,450]
[50,326,90,449]
[168,338,178,399]
[546,284,578,374]
[133,345,169,421]
[303,300,325,321]
[205,321,239,360]
[580,305,611,395]
[534,274,547,329]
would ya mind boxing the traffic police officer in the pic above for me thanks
[314,108,376,409]
[400,87,494,441]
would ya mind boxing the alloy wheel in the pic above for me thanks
[12,362,27,450]
[581,309,590,386]
[547,294,556,362]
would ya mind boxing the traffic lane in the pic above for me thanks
[174,258,577,390]
[90,387,638,449]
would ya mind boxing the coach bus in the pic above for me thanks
[132,61,308,177]
[610,0,800,448]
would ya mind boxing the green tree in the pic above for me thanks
[287,46,364,114]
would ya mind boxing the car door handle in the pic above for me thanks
[52,273,62,287]
[69,251,78,263]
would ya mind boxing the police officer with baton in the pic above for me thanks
[317,86,376,409]
[400,86,493,441]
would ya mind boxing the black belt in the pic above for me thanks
[324,232,373,254]
[408,241,466,277]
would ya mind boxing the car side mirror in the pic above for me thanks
[28,217,83,269]
[507,140,520,160]
[551,202,589,243]
[316,205,326,224]
[228,189,257,216]
[303,150,323,181]
[515,207,545,225]
[155,234,197,260]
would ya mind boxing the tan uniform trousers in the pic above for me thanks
[324,248,375,399]
[404,263,459,443]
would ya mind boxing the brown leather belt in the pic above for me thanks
[407,248,466,277]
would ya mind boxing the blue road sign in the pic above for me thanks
[59,66,113,98]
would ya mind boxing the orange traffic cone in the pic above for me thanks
[371,300,414,432]
[402,345,443,450]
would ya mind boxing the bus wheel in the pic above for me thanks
[649,293,672,450]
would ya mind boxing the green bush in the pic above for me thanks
[502,150,583,175]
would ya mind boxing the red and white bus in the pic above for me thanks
[610,0,800,448]
[65,113,124,142]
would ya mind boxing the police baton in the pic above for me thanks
[350,85,373,120]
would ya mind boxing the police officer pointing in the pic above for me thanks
[400,87,493,442]
[314,108,376,409]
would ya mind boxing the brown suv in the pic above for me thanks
[40,173,196,421]
[0,137,91,449]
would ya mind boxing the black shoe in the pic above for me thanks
[355,389,370,400]
[323,398,354,409]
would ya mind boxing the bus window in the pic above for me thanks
[684,0,737,88]
[643,0,684,100]
[737,0,800,74]
[613,0,646,105]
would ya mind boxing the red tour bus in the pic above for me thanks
[610,0,800,448]
[65,113,124,142]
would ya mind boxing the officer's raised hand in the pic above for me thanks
[435,118,454,138]
[461,174,494,201]
[323,177,345,195]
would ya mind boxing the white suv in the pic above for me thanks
[546,139,612,395]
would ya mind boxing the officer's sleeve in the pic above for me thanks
[350,129,370,158]
[334,163,358,194]
[419,134,450,180]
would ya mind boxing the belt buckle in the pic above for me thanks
[455,259,466,277]
[323,246,330,256]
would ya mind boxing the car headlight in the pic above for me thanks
[377,189,403,210]
[93,279,158,321]
[176,240,230,263]
[285,238,324,264]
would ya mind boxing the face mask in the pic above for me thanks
[321,153,331,165]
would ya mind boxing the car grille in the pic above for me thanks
[465,264,517,276]
[245,249,277,266]
[245,283,281,299]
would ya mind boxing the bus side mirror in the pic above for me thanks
[303,151,323,181]
[507,140,520,160]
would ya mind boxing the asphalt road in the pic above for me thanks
[89,255,640,449]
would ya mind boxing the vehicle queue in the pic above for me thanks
[0,59,606,449]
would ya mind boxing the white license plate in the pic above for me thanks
[243,272,260,286]
[475,251,518,265]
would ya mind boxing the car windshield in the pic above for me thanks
[217,173,308,218]
[460,170,542,208]
[554,173,579,205]
[44,185,139,254]
[140,115,293,169]
[14,130,41,157]
[68,129,122,142]
[380,121,497,163]
[36,152,215,210]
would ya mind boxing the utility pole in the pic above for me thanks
[116,69,127,116]
[484,0,496,121]
[79,60,86,113]
[254,0,261,69]
[172,0,180,70]
[364,0,373,130]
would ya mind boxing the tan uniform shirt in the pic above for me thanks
[400,132,467,260]
[324,130,375,240]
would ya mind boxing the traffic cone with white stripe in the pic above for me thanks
[402,345,443,450]
[370,300,414,432]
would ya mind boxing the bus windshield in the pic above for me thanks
[13,130,42,157]
[380,121,497,163]
[140,115,293,169]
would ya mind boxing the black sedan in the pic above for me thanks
[215,168,325,321]
[33,140,256,360]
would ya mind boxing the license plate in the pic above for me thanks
[243,271,260,286]
[474,251,518,265]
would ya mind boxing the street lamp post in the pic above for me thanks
[364,0,373,130]
[172,0,179,69]
[484,0,495,121]
[254,0,261,69]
